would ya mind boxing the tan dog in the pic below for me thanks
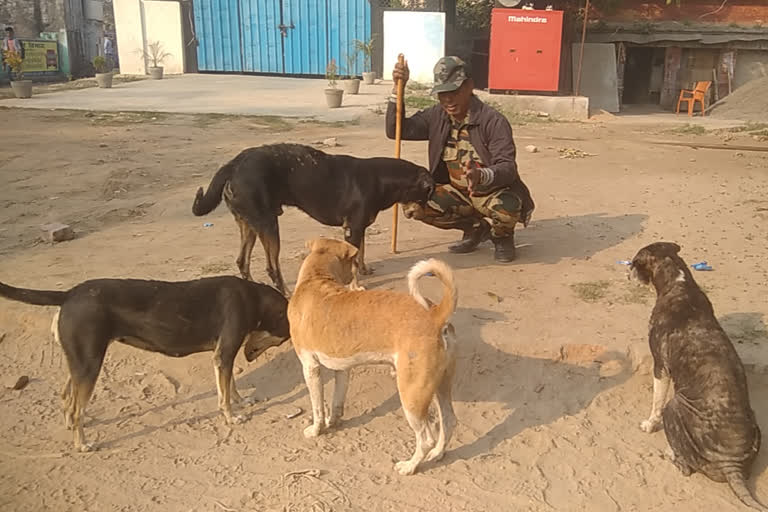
[288,238,458,475]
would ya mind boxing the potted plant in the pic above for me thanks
[341,50,361,95]
[354,37,376,85]
[325,58,343,108]
[5,50,32,99]
[138,41,171,79]
[93,55,114,88]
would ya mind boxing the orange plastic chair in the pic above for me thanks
[676,81,711,117]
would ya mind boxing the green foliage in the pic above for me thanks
[326,58,339,88]
[456,0,494,32]
[92,55,113,73]
[353,37,375,72]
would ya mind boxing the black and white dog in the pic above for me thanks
[192,144,435,294]
[631,242,764,510]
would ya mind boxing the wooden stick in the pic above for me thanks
[574,0,590,96]
[391,53,405,254]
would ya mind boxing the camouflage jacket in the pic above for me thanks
[386,95,534,217]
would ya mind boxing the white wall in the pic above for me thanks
[382,11,445,85]
[113,0,145,75]
[113,0,185,75]
[143,0,184,74]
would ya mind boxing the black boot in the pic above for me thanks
[492,234,516,262]
[448,221,490,254]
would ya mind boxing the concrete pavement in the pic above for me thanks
[0,74,393,122]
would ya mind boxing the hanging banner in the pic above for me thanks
[21,40,60,73]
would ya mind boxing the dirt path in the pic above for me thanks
[0,107,767,511]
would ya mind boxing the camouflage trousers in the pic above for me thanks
[402,183,522,238]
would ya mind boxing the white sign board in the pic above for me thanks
[383,11,446,85]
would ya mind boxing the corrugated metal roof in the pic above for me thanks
[588,32,768,44]
[587,21,768,45]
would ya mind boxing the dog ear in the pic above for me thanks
[305,238,328,254]
[630,247,654,282]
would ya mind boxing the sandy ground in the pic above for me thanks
[1,106,767,512]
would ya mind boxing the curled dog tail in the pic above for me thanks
[725,466,766,510]
[192,160,236,216]
[407,259,457,327]
[0,281,67,306]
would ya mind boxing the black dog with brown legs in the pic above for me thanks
[0,276,290,452]
[192,143,435,295]
[630,242,764,509]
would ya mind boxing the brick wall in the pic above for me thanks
[0,0,68,38]
[593,0,768,24]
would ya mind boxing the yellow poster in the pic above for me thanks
[21,40,59,73]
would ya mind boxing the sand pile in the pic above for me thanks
[709,75,768,121]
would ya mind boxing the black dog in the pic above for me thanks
[631,242,763,509]
[192,143,435,294]
[0,276,290,452]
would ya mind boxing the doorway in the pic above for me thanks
[621,46,666,105]
[622,46,654,104]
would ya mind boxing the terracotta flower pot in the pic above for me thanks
[149,66,164,80]
[362,72,376,85]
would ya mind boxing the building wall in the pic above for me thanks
[594,0,768,24]
[0,0,68,38]
[113,0,184,75]
[143,1,183,74]
[113,0,144,74]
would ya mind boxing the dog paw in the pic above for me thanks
[394,460,418,476]
[424,447,445,463]
[240,395,260,406]
[348,283,366,292]
[304,424,323,438]
[325,416,342,429]
[226,414,247,425]
[232,396,259,406]
[663,447,676,461]
[640,418,661,433]
[77,442,95,453]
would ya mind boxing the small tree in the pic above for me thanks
[326,58,339,88]
[4,50,24,81]
[137,41,172,68]
[343,49,360,79]
[93,55,113,73]
[353,37,375,73]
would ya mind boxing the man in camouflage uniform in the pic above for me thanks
[386,56,534,262]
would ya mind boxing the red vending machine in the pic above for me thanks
[488,8,564,92]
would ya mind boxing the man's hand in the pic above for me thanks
[392,60,410,94]
[464,161,481,196]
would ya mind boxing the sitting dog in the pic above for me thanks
[288,238,458,475]
[0,276,290,452]
[631,242,764,509]
[192,144,435,295]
